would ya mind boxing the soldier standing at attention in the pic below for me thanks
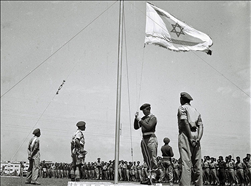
[177,92,204,186]
[134,103,158,184]
[70,121,87,182]
[25,128,41,185]
[161,137,174,186]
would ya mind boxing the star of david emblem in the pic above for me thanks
[171,23,185,37]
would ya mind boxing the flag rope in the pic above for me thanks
[123,3,134,162]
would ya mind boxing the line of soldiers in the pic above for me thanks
[37,153,251,186]
[202,154,251,186]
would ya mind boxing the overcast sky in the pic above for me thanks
[1,1,250,164]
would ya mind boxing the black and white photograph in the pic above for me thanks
[1,1,250,186]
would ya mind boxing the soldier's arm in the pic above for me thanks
[134,118,140,130]
[170,147,174,157]
[134,112,140,130]
[180,118,194,144]
[179,106,195,145]
[197,115,204,142]
[30,139,39,158]
[139,116,157,130]
[75,138,81,148]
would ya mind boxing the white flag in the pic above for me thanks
[144,2,213,55]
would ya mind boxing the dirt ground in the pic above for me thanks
[0,176,170,186]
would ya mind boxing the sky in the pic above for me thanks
[1,1,250,164]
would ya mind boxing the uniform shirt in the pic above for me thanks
[161,144,174,157]
[27,136,40,160]
[73,129,85,147]
[218,161,226,169]
[236,162,245,169]
[246,158,251,168]
[177,103,202,134]
[135,114,157,134]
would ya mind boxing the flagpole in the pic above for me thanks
[114,0,123,184]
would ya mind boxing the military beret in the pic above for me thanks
[76,121,86,127]
[140,103,151,110]
[180,92,193,100]
[33,128,40,135]
[163,137,170,144]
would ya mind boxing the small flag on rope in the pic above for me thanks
[144,2,213,55]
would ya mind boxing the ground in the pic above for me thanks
[1,176,216,186]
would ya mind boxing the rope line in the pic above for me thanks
[9,1,119,161]
[192,51,250,98]
[1,1,118,98]
[11,94,57,161]
[129,1,250,98]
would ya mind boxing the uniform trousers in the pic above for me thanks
[141,136,158,179]
[26,158,40,182]
[178,132,202,186]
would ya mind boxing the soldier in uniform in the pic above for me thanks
[209,157,220,185]
[70,121,87,181]
[134,103,158,184]
[245,154,251,185]
[218,156,226,186]
[236,156,245,186]
[177,92,204,186]
[161,137,174,185]
[25,128,41,185]
[173,158,180,184]
[136,161,143,182]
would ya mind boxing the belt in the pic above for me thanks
[162,156,172,159]
[143,132,154,136]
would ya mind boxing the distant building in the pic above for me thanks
[1,161,29,176]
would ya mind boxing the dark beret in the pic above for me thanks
[140,103,151,110]
[76,121,86,127]
[180,92,193,100]
[33,128,40,135]
[163,137,170,144]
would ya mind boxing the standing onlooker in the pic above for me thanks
[20,161,24,177]
[134,103,158,184]
[161,137,174,185]
[70,121,87,181]
[25,128,41,185]
[177,92,204,186]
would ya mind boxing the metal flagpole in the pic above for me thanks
[114,0,124,184]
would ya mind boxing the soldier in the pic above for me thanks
[118,160,123,181]
[108,160,114,180]
[177,92,204,186]
[95,158,102,180]
[156,156,165,183]
[218,156,226,186]
[227,156,236,186]
[20,161,24,177]
[70,121,87,181]
[209,157,220,185]
[245,154,251,185]
[134,103,158,184]
[236,156,245,186]
[203,156,210,185]
[136,161,143,182]
[25,128,41,185]
[173,158,180,184]
[161,137,174,186]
